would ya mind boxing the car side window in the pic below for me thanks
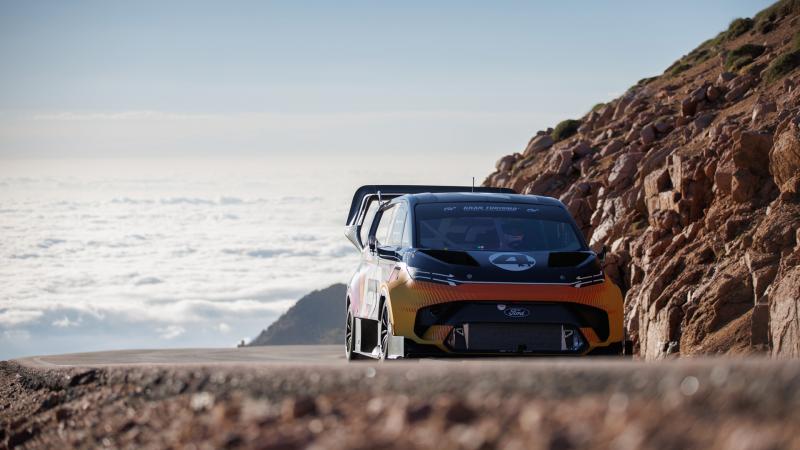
[373,205,396,246]
[359,201,379,246]
[401,209,413,248]
[387,204,407,247]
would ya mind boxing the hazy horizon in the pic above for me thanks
[1,0,774,159]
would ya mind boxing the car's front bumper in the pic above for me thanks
[386,277,624,356]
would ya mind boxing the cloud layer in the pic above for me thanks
[0,167,362,359]
[0,156,497,359]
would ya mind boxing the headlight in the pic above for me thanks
[406,266,459,286]
[572,272,604,288]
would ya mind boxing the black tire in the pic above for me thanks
[587,341,625,356]
[623,339,635,357]
[345,311,365,360]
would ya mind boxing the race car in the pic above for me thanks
[343,185,624,359]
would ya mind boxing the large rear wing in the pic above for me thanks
[344,185,516,249]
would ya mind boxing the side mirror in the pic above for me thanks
[376,246,399,260]
[367,235,377,253]
[597,245,608,264]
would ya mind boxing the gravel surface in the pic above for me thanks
[2,356,800,449]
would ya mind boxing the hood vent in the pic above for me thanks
[548,251,591,267]
[419,249,480,267]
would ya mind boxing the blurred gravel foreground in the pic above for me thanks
[2,358,800,449]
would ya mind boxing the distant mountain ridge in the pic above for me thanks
[248,283,345,346]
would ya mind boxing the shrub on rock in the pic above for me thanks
[756,18,775,34]
[726,18,754,39]
[669,63,692,76]
[764,50,800,83]
[724,44,766,71]
[754,0,800,26]
[551,119,581,142]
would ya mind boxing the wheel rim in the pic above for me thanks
[345,313,353,356]
[380,306,388,358]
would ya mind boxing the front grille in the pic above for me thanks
[414,301,609,342]
[446,323,586,353]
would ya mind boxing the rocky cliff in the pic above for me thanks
[484,0,800,359]
[248,284,345,346]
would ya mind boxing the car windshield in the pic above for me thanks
[415,202,584,252]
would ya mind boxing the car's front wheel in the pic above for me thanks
[345,311,365,361]
[378,302,394,360]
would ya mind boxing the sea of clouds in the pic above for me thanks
[0,156,491,359]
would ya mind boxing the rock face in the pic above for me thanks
[248,284,345,345]
[771,119,800,192]
[524,132,554,156]
[484,6,800,359]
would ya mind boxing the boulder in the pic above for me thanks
[492,173,509,186]
[689,84,707,103]
[624,127,641,143]
[751,199,800,254]
[770,120,800,192]
[641,124,656,145]
[614,94,634,121]
[653,116,674,134]
[752,303,770,348]
[744,250,779,303]
[566,197,593,231]
[551,149,574,175]
[706,85,721,102]
[681,97,697,117]
[635,111,655,127]
[592,129,614,146]
[607,152,644,191]
[523,173,567,197]
[724,75,755,103]
[752,101,777,124]
[692,111,716,134]
[644,168,673,214]
[655,209,680,230]
[495,154,519,172]
[717,71,736,84]
[590,195,628,246]
[678,261,754,356]
[644,167,671,199]
[596,104,615,127]
[731,169,759,202]
[523,134,554,156]
[569,140,594,158]
[770,265,800,357]
[725,84,749,102]
[733,130,774,177]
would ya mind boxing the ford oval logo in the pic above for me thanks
[504,307,530,318]
[489,253,536,271]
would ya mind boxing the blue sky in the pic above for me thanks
[0,0,775,159]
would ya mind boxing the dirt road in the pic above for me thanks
[15,345,344,368]
[3,347,800,449]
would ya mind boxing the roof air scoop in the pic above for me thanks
[418,249,480,267]
[548,251,592,268]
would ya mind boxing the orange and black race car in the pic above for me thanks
[343,185,625,360]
